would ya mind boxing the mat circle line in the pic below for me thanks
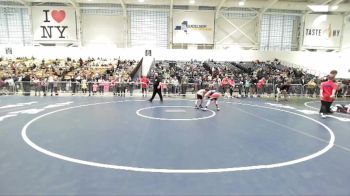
[21,100,335,174]
[136,106,216,121]
[304,100,350,118]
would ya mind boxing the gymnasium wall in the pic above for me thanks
[341,16,350,50]
[81,15,126,47]
[215,16,258,49]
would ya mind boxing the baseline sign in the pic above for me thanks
[32,7,77,42]
[173,11,215,44]
[303,14,343,49]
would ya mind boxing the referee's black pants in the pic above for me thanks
[320,100,332,114]
[149,88,163,102]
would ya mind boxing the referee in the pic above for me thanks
[149,73,163,102]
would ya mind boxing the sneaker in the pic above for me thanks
[320,113,327,119]
[202,107,208,111]
[217,108,220,111]
[194,106,199,109]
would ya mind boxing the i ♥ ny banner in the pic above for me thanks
[32,7,77,42]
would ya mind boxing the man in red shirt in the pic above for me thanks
[228,77,235,98]
[257,77,266,97]
[320,74,337,118]
[140,76,150,97]
[221,75,230,96]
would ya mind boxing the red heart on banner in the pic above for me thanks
[51,10,66,23]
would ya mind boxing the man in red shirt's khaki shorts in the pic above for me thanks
[319,70,337,118]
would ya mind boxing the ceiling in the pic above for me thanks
[12,0,350,12]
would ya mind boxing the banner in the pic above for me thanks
[303,14,343,49]
[173,11,215,44]
[5,48,12,55]
[32,6,77,42]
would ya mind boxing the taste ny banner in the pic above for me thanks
[173,11,215,44]
[303,14,343,49]
[32,6,77,42]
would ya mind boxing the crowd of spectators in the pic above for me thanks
[1,57,349,98]
[0,57,139,96]
[151,59,349,98]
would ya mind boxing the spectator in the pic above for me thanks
[92,82,98,95]
[307,79,317,97]
[33,76,41,96]
[81,77,87,94]
[22,74,31,96]
[53,75,59,96]
[257,77,266,97]
[181,75,188,96]
[140,76,150,97]
[127,76,135,97]
[244,77,251,98]
[48,74,54,96]
[221,75,230,95]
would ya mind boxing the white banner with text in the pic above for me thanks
[32,6,77,42]
[303,14,343,49]
[173,11,215,44]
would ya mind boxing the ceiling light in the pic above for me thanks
[239,1,245,6]
[190,0,195,4]
[307,5,329,12]
[138,0,145,2]
[331,5,339,10]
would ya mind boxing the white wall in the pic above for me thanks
[1,46,349,78]
[0,46,144,60]
[215,17,257,49]
[341,16,350,50]
[81,15,126,47]
[142,56,154,76]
